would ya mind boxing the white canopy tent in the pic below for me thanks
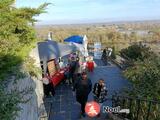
[30,36,89,74]
[30,40,78,73]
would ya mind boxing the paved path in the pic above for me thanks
[44,59,130,120]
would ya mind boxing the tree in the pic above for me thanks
[122,44,160,100]
[0,0,49,119]
[129,32,138,43]
[108,31,116,44]
[124,56,160,100]
[120,43,153,61]
[124,33,129,41]
[110,46,116,59]
[0,0,49,78]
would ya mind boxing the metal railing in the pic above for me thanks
[39,100,53,120]
[112,94,160,120]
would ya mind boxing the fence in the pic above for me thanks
[39,100,53,120]
[112,94,160,120]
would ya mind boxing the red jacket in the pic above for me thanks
[87,61,94,69]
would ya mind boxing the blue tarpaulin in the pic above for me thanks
[64,35,83,44]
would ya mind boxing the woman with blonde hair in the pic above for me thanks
[86,56,96,72]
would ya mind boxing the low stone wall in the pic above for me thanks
[7,74,44,120]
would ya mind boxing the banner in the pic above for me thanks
[94,42,102,59]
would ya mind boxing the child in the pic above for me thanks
[86,56,95,72]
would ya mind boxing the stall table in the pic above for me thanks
[51,67,69,86]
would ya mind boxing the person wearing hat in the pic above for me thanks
[73,72,92,117]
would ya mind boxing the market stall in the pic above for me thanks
[30,34,89,87]
[37,40,77,86]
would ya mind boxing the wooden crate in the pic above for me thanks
[47,59,57,76]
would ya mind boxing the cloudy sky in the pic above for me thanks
[16,0,160,24]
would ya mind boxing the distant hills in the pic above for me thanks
[35,19,160,28]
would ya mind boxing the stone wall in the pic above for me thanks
[7,75,44,120]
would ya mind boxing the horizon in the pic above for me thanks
[35,19,160,26]
[16,0,160,25]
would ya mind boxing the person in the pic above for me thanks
[81,61,87,72]
[42,74,55,98]
[59,58,65,69]
[76,54,80,62]
[86,56,95,72]
[73,72,92,117]
[64,64,71,85]
[102,48,107,60]
[69,53,74,59]
[69,57,77,84]
[93,79,108,116]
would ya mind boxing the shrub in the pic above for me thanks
[120,43,153,61]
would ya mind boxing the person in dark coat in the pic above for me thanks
[70,57,77,84]
[93,79,108,103]
[64,64,71,84]
[93,79,108,116]
[73,72,92,117]
[102,48,107,60]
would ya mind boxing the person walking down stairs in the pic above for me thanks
[73,72,92,117]
[93,79,108,117]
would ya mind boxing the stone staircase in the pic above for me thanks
[39,59,131,120]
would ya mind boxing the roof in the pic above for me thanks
[38,40,77,62]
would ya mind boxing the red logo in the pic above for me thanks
[85,101,100,117]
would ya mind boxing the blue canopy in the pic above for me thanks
[64,35,83,44]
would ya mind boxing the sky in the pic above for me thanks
[16,0,160,25]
